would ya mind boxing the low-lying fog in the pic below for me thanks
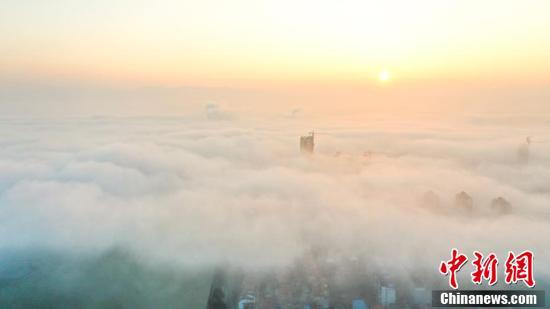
[1,112,549,306]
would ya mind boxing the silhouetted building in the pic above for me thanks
[300,132,315,154]
[491,197,512,215]
[420,190,441,211]
[379,285,396,306]
[207,271,228,309]
[517,136,531,165]
[454,191,473,212]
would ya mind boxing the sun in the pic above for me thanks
[378,70,391,82]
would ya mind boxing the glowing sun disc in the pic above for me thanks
[379,70,391,82]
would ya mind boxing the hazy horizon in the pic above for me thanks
[2,1,550,118]
[1,1,549,307]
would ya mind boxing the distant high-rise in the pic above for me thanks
[379,285,396,306]
[421,190,441,211]
[352,298,368,309]
[454,191,473,212]
[300,132,315,154]
[517,136,531,165]
[207,271,228,309]
[491,197,512,215]
[238,293,255,309]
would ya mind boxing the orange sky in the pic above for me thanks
[1,0,550,116]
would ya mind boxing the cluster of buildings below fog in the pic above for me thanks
[300,131,516,216]
[420,190,512,216]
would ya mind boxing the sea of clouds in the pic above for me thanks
[0,112,549,282]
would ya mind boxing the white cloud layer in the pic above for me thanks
[0,115,549,279]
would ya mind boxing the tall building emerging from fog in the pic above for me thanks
[454,191,473,212]
[517,137,531,165]
[300,132,315,154]
[491,197,512,215]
